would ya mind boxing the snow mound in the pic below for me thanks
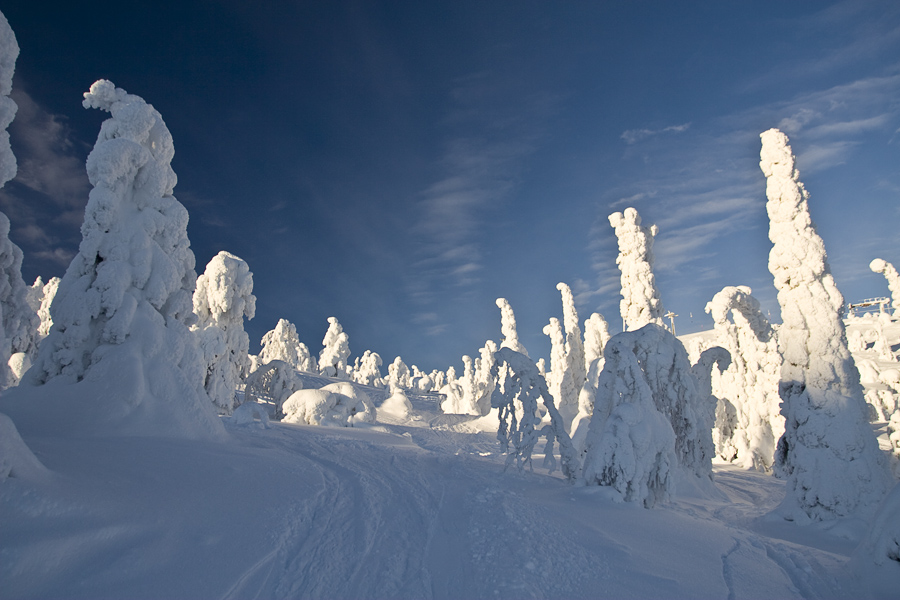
[0,412,46,481]
[282,381,376,426]
[379,388,413,420]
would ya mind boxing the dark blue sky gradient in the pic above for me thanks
[1,1,899,372]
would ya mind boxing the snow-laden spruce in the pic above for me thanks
[192,251,255,415]
[870,258,900,314]
[352,350,384,388]
[558,282,586,393]
[496,297,528,356]
[705,285,783,470]
[319,316,350,379]
[580,328,678,507]
[0,15,37,390]
[760,128,892,521]
[260,318,317,372]
[17,80,223,439]
[570,311,612,452]
[609,207,664,331]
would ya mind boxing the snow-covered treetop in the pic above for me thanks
[870,258,900,312]
[705,285,773,342]
[609,207,664,331]
[0,9,18,188]
[193,251,256,329]
[495,297,528,356]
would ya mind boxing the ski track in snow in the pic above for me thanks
[0,400,889,599]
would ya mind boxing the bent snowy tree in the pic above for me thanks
[22,80,223,439]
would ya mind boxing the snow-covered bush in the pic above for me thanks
[282,381,375,426]
[243,359,298,420]
[496,297,528,356]
[18,80,223,439]
[580,330,677,508]
[870,258,900,314]
[584,324,714,486]
[319,317,350,379]
[490,347,578,479]
[761,128,892,521]
[387,355,411,391]
[609,207,664,331]
[352,350,384,388]
[705,286,784,470]
[192,251,255,415]
[379,387,413,420]
[260,318,317,372]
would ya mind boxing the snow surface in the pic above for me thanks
[2,386,897,599]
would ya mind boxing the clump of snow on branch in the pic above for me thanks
[319,317,350,379]
[609,207,663,331]
[870,258,900,314]
[490,347,578,479]
[260,318,317,372]
[760,128,891,521]
[192,251,255,415]
[705,286,784,470]
[17,80,223,439]
[282,381,375,427]
[496,297,528,356]
[580,328,678,508]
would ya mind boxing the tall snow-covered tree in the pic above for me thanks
[558,282,586,394]
[870,258,900,314]
[0,14,37,390]
[760,128,891,521]
[387,355,411,391]
[23,80,223,439]
[495,297,528,356]
[319,316,350,379]
[609,207,664,331]
[543,317,578,426]
[705,285,783,470]
[192,251,255,415]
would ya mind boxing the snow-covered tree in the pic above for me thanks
[558,282,586,392]
[705,286,783,470]
[387,355,411,391]
[439,365,463,412]
[583,312,611,375]
[870,258,900,314]
[319,316,350,379]
[260,318,316,372]
[24,80,222,439]
[0,19,38,390]
[352,350,384,388]
[490,347,578,479]
[496,297,528,356]
[192,251,255,415]
[543,317,579,427]
[760,128,892,521]
[28,276,60,341]
[580,330,678,507]
[609,207,664,331]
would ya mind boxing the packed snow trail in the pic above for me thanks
[3,396,884,600]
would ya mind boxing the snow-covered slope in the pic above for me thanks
[1,391,896,599]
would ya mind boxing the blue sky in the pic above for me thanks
[1,0,899,372]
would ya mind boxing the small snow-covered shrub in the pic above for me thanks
[243,360,298,419]
[379,388,413,420]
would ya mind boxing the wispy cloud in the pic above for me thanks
[620,123,691,145]
[0,86,90,276]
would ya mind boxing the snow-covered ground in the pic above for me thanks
[1,389,895,599]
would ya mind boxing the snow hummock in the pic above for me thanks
[760,128,892,522]
[282,381,376,426]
